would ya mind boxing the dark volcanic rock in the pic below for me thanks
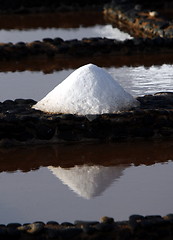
[0,36,173,61]
[0,93,173,146]
[0,213,173,240]
[104,0,173,39]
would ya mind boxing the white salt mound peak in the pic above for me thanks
[33,64,139,115]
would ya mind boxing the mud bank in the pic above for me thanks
[0,92,173,147]
[0,214,173,240]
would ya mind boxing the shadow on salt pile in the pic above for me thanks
[48,164,127,199]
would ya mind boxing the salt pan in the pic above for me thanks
[33,64,139,115]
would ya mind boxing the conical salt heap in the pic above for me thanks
[33,64,139,115]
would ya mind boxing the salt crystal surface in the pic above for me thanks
[33,64,139,115]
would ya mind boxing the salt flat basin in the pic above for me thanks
[0,141,173,224]
[0,64,172,102]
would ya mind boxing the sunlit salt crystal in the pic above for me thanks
[33,64,139,115]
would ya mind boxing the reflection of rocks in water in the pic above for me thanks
[1,141,173,173]
[48,164,127,199]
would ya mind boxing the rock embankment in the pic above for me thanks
[0,37,173,62]
[0,92,173,147]
[104,0,173,38]
[0,214,173,240]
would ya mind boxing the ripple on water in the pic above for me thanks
[107,64,173,96]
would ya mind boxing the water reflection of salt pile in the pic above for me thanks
[48,165,126,199]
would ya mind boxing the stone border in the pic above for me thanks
[0,214,173,240]
[104,0,173,38]
[0,92,173,147]
[0,37,173,62]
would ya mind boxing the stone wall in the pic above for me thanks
[0,37,173,62]
[0,92,173,147]
[104,0,173,38]
[0,214,173,240]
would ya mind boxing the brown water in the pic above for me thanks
[0,11,131,43]
[0,12,105,29]
[0,141,173,224]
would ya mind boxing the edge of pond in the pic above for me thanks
[1,92,173,148]
[1,214,173,240]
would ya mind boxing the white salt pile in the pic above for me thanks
[33,63,139,115]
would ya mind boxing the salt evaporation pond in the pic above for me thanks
[0,64,172,102]
[0,25,132,43]
[0,11,132,43]
[0,64,173,223]
[0,142,173,224]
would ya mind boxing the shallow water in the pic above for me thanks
[0,11,132,43]
[0,25,132,43]
[0,64,172,101]
[0,141,173,224]
[107,64,173,96]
